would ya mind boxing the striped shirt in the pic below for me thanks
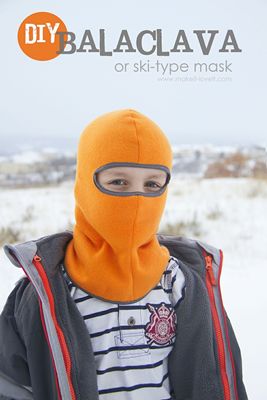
[61,256,186,400]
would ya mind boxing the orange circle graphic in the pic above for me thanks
[18,11,68,61]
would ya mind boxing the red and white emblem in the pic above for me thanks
[145,302,177,345]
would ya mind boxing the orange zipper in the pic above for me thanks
[203,250,231,400]
[205,253,217,286]
[33,255,76,400]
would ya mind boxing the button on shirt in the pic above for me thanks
[61,255,186,400]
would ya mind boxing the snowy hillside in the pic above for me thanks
[0,176,266,399]
[0,143,266,187]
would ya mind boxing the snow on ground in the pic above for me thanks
[0,177,266,399]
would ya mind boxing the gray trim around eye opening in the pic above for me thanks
[92,162,171,197]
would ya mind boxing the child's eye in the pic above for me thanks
[108,179,127,186]
[145,181,162,190]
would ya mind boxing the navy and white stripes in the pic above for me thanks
[61,256,186,400]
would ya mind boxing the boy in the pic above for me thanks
[0,109,248,399]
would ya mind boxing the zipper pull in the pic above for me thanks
[205,254,217,286]
[33,255,42,262]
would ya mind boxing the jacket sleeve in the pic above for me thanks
[224,310,249,400]
[0,277,33,400]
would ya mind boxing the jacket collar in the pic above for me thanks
[3,230,221,281]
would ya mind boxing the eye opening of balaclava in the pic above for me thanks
[64,108,173,303]
[93,162,171,197]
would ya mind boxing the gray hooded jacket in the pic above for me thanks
[0,231,248,400]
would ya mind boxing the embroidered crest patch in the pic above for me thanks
[145,302,177,345]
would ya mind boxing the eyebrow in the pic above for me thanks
[104,172,166,179]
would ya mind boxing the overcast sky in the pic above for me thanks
[0,0,266,149]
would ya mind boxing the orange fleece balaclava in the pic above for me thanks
[64,108,173,303]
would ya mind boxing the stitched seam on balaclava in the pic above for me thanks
[129,110,140,299]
